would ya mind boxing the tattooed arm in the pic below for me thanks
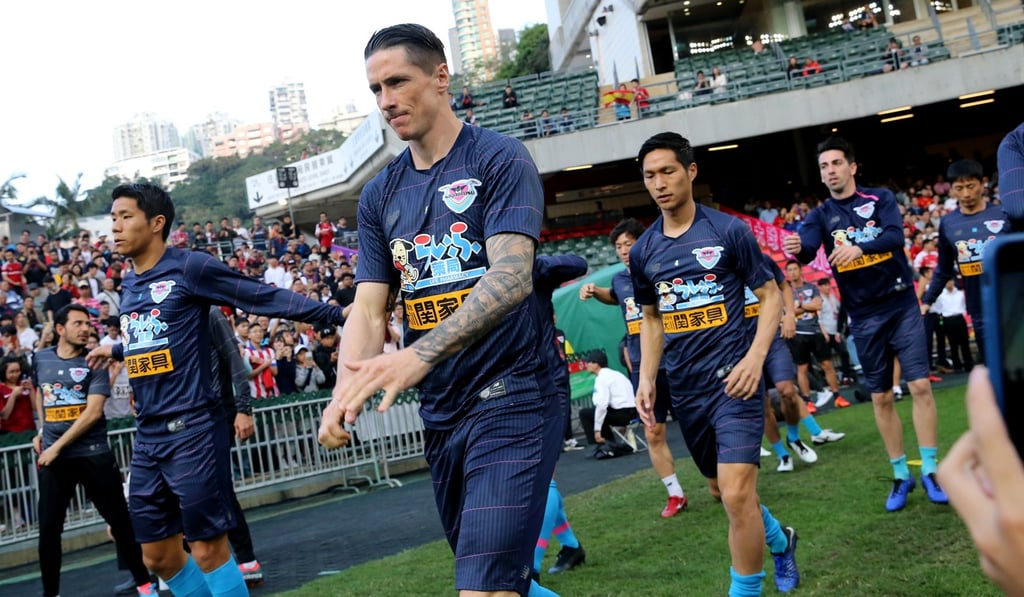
[412,232,534,365]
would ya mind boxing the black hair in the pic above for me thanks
[364,23,446,75]
[609,218,646,245]
[111,182,175,242]
[0,356,22,376]
[946,159,984,183]
[816,136,856,164]
[816,277,832,286]
[785,259,802,269]
[0,324,15,337]
[637,132,695,169]
[55,304,91,327]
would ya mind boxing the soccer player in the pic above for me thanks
[88,182,346,597]
[920,159,1013,361]
[579,218,689,517]
[34,305,154,597]
[748,254,845,473]
[783,260,849,409]
[632,132,799,595]
[999,121,1024,226]
[784,136,947,511]
[318,24,562,597]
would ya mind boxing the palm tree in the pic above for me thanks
[0,172,26,200]
[20,173,87,239]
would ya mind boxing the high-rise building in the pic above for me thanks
[210,122,277,159]
[104,147,198,190]
[318,102,367,137]
[452,0,500,81]
[497,28,518,66]
[184,112,242,159]
[111,113,181,162]
[269,81,310,135]
[448,27,464,74]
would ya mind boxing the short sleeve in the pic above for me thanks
[87,364,111,398]
[630,240,656,306]
[731,222,772,291]
[354,175,397,285]
[480,137,544,242]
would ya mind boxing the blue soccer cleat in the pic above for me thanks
[772,526,800,593]
[921,473,949,504]
[885,475,916,512]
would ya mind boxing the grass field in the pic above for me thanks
[282,384,998,596]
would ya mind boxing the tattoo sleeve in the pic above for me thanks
[412,233,535,365]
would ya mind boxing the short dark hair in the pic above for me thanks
[0,356,22,375]
[946,159,984,183]
[816,277,832,286]
[609,218,646,245]
[637,132,695,169]
[816,136,855,164]
[585,349,608,368]
[111,183,174,242]
[55,304,91,327]
[786,259,801,269]
[364,23,446,74]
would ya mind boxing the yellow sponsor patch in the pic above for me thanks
[662,303,729,333]
[745,304,761,318]
[836,251,892,272]
[125,349,174,379]
[626,319,641,335]
[406,288,473,331]
[958,261,983,276]
[45,404,86,422]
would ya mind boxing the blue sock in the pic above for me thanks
[920,447,938,476]
[770,440,789,459]
[729,566,766,596]
[164,556,212,597]
[786,424,800,443]
[890,454,910,480]
[801,415,822,436]
[203,555,248,597]
[528,579,560,597]
[762,504,788,554]
[535,481,561,571]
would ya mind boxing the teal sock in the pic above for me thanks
[729,566,766,596]
[890,454,910,480]
[770,440,789,459]
[786,424,800,443]
[920,447,938,476]
[801,415,822,436]
[535,481,561,571]
[164,556,212,597]
[203,556,248,597]
[528,579,560,596]
[762,504,788,554]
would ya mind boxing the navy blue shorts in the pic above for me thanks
[424,393,562,595]
[849,291,931,394]
[630,368,674,424]
[763,334,797,387]
[672,382,765,479]
[129,418,237,543]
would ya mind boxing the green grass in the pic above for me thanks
[282,385,997,596]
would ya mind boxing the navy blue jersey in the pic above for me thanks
[794,186,911,313]
[34,347,111,458]
[113,248,343,442]
[744,253,785,333]
[630,205,772,394]
[792,281,821,334]
[356,124,548,428]
[922,204,1012,314]
[999,122,1024,228]
[609,269,645,368]
[534,255,588,400]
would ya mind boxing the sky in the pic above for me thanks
[0,0,548,204]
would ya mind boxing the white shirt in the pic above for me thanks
[263,265,291,290]
[933,287,967,318]
[819,293,840,335]
[591,367,635,432]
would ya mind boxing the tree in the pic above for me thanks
[496,24,551,80]
[20,174,91,238]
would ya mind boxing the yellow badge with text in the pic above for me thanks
[662,303,729,333]
[958,261,983,277]
[45,404,86,422]
[406,289,473,331]
[745,304,761,318]
[836,251,892,273]
[627,320,641,335]
[125,349,174,379]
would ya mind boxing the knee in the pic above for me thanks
[872,391,895,409]
[706,479,722,502]
[906,379,934,399]
[189,538,231,572]
[142,545,187,578]
[647,423,666,445]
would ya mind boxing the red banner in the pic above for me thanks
[722,207,833,275]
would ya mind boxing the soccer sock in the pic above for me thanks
[554,520,579,550]
[801,415,823,436]
[728,566,766,597]
[661,474,685,498]
[771,440,790,459]
[762,504,789,554]
[535,481,561,571]
[890,454,911,480]
[920,447,938,476]
[203,556,248,597]
[786,424,801,443]
[528,579,560,597]
[164,556,212,597]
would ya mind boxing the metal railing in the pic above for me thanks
[0,390,427,548]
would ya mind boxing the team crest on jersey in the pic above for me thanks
[438,178,482,214]
[853,203,875,219]
[692,246,724,269]
[984,220,1005,234]
[69,368,88,383]
[149,280,176,304]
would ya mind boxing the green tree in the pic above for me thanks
[20,174,92,238]
[496,24,551,79]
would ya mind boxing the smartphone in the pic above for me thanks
[981,232,1024,455]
